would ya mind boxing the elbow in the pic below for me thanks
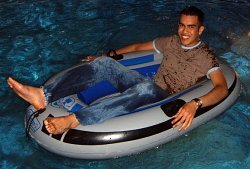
[221,87,229,99]
[215,85,228,100]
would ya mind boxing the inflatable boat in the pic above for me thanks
[25,51,241,159]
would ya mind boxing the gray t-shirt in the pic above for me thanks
[153,35,219,94]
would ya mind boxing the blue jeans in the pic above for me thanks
[43,57,167,125]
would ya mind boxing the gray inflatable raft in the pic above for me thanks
[25,51,241,159]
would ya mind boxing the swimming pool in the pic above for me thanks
[0,1,249,169]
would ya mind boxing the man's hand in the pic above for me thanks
[171,100,197,131]
[81,56,96,62]
[171,70,228,132]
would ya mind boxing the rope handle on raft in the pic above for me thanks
[25,108,46,140]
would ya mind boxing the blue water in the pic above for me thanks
[0,0,249,168]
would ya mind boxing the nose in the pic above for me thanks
[183,26,188,34]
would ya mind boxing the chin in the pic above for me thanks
[180,40,190,46]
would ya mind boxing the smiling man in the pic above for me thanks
[7,6,228,135]
[106,6,228,130]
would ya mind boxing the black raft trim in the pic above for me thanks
[64,119,173,145]
[62,74,237,145]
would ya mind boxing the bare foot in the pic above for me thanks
[7,77,46,110]
[44,114,80,135]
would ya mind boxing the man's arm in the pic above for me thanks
[172,70,229,131]
[115,41,154,55]
[82,41,154,62]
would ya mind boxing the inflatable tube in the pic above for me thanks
[25,51,241,159]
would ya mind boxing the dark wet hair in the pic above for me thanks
[180,6,204,26]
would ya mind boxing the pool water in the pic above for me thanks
[0,1,249,169]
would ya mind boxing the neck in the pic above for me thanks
[181,41,201,50]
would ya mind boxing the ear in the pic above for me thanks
[198,26,205,35]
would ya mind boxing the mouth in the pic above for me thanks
[181,35,190,40]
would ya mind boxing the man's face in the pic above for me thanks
[178,14,204,47]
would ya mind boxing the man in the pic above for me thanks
[7,6,228,135]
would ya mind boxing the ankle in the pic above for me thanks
[38,87,47,108]
[68,114,80,128]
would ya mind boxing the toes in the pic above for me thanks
[43,116,75,135]
[44,117,51,124]
[46,125,55,134]
[7,77,17,86]
[44,118,55,134]
[7,77,14,88]
[7,77,23,92]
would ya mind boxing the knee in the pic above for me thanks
[135,81,156,94]
[135,81,167,98]
[91,56,117,73]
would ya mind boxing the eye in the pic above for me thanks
[178,23,184,27]
[188,25,196,29]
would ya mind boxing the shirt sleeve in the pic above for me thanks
[207,67,221,79]
[153,39,161,54]
[153,36,173,54]
[202,48,221,79]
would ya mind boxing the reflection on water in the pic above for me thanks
[0,1,249,169]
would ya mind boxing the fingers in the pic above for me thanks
[172,111,187,129]
[171,105,195,131]
[172,107,183,124]
[178,115,194,131]
[81,56,96,62]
